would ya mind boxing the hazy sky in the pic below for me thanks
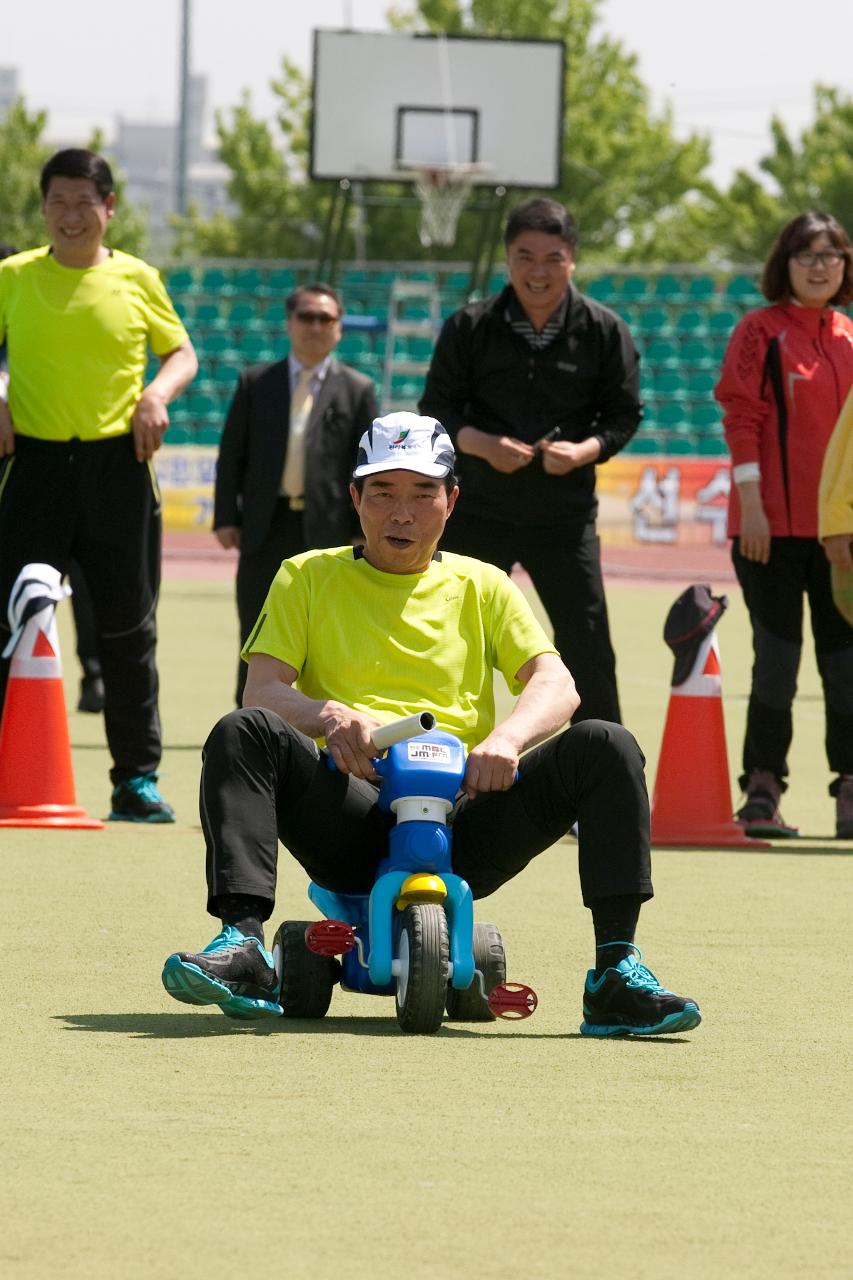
[4,0,851,188]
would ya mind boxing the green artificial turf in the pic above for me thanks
[1,577,850,1280]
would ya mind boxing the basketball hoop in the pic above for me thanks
[401,163,489,249]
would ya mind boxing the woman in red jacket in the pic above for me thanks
[716,212,853,839]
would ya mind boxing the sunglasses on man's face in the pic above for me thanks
[294,310,339,325]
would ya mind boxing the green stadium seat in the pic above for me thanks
[195,423,223,445]
[686,370,718,398]
[166,424,194,445]
[265,302,287,327]
[679,338,717,370]
[167,268,196,294]
[341,269,370,288]
[209,362,243,388]
[266,269,297,295]
[200,268,236,296]
[708,309,739,339]
[690,401,724,434]
[654,370,688,401]
[684,275,716,301]
[643,337,680,369]
[620,276,649,303]
[650,401,688,431]
[652,274,686,303]
[675,309,709,338]
[615,306,640,328]
[187,392,221,420]
[338,333,371,359]
[194,302,227,330]
[724,275,762,303]
[624,434,665,455]
[662,434,698,454]
[199,332,235,359]
[231,268,264,296]
[227,301,264,331]
[585,276,618,303]
[696,436,729,456]
[709,334,730,361]
[238,332,276,361]
[635,307,674,338]
[442,270,470,293]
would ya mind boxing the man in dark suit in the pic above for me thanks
[214,282,378,703]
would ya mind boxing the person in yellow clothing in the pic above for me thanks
[820,384,853,574]
[0,148,197,820]
[162,413,701,1037]
[818,387,853,834]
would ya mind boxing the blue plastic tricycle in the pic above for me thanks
[271,712,537,1034]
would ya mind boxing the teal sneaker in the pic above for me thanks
[162,925,283,1020]
[109,773,175,823]
[580,946,701,1037]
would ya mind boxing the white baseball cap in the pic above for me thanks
[352,412,455,479]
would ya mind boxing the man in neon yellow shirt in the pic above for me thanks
[163,414,701,1037]
[0,148,198,820]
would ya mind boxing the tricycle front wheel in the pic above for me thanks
[395,904,449,1034]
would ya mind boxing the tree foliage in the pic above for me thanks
[0,100,147,256]
[171,60,328,259]
[712,86,853,262]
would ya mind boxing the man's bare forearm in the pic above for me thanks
[242,672,331,735]
[147,342,198,403]
[493,665,579,754]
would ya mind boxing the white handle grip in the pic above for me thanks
[370,711,436,752]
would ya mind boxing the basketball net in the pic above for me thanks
[410,164,482,248]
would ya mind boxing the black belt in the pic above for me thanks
[278,494,305,512]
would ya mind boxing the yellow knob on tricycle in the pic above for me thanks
[395,873,447,908]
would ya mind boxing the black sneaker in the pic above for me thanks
[580,946,701,1037]
[77,674,105,714]
[736,769,798,838]
[834,775,853,839]
[109,774,175,823]
[162,926,282,1019]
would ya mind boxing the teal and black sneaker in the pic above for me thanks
[580,946,701,1038]
[162,925,283,1020]
[109,773,175,823]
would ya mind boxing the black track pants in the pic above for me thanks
[0,434,162,782]
[200,708,653,919]
[732,537,853,783]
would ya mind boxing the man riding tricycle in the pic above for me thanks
[163,413,700,1039]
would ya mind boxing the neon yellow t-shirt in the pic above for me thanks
[0,246,188,441]
[242,547,559,751]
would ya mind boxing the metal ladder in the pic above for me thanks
[381,278,441,412]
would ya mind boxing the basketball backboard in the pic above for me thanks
[310,30,565,189]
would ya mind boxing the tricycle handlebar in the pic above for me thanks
[370,711,436,752]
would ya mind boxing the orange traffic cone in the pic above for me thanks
[0,564,103,828]
[651,628,768,848]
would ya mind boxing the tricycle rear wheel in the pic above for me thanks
[395,904,449,1034]
[273,920,338,1018]
[445,922,506,1022]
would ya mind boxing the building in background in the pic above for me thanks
[114,75,231,252]
[0,67,231,254]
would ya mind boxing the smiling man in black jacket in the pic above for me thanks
[420,198,641,725]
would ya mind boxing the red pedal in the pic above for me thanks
[305,920,356,956]
[488,982,538,1020]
